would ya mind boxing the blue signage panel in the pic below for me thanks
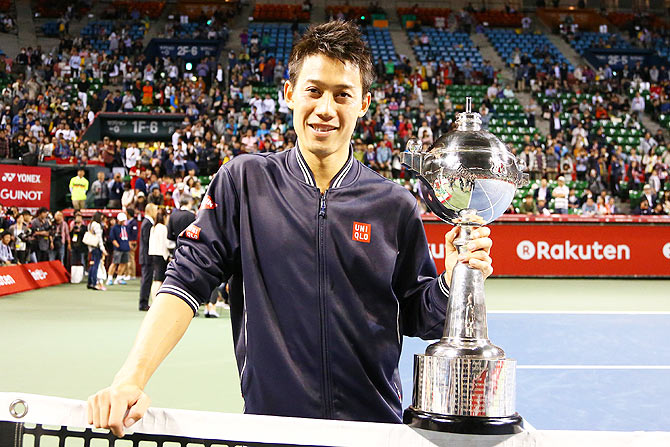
[145,39,223,61]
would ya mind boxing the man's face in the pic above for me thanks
[285,55,371,159]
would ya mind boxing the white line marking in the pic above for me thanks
[489,310,670,315]
[518,365,670,370]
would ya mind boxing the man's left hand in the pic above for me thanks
[443,226,493,285]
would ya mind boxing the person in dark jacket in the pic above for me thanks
[138,203,157,311]
[88,21,494,436]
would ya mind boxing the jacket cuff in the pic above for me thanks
[438,272,450,299]
[157,283,200,316]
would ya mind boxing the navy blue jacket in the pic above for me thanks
[159,146,449,423]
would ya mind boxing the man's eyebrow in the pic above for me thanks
[304,79,356,90]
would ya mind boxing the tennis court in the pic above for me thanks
[1,278,669,433]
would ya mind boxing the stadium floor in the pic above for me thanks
[1,278,669,432]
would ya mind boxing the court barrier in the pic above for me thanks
[0,261,69,298]
[1,392,670,447]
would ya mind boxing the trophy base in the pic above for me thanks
[403,408,524,435]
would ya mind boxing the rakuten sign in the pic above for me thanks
[423,221,670,277]
[516,240,630,261]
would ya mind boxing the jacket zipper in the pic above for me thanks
[317,190,333,418]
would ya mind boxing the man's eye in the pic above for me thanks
[339,92,351,98]
[307,88,320,94]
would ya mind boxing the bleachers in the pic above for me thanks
[362,27,397,63]
[33,0,90,18]
[41,21,60,37]
[80,21,146,54]
[253,3,309,22]
[326,5,368,21]
[246,23,308,65]
[473,11,523,28]
[111,1,165,19]
[485,29,572,70]
[397,8,450,29]
[408,28,483,70]
[569,32,632,55]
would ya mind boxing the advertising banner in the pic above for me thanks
[424,222,670,278]
[0,165,51,210]
[0,261,70,297]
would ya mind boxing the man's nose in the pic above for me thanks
[315,92,335,119]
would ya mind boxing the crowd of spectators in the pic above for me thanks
[0,9,666,220]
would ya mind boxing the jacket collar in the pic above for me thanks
[288,143,358,190]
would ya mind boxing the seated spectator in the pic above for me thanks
[519,194,538,215]
[581,196,597,216]
[0,232,14,265]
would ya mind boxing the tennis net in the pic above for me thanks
[2,392,669,447]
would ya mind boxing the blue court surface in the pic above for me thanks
[399,312,670,431]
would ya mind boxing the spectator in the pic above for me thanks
[552,176,569,214]
[86,212,106,291]
[0,232,14,265]
[138,203,158,311]
[69,211,88,267]
[51,211,70,264]
[69,169,89,210]
[581,196,597,216]
[91,171,110,209]
[519,194,538,215]
[8,213,29,264]
[125,208,139,280]
[107,212,130,286]
[30,207,52,262]
[108,173,124,209]
[148,208,169,303]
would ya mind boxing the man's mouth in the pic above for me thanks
[308,123,338,135]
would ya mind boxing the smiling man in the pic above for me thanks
[88,21,494,436]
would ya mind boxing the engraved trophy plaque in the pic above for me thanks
[401,98,529,434]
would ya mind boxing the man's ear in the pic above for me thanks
[359,91,371,118]
[284,80,295,110]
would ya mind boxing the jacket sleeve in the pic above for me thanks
[158,166,240,315]
[393,202,449,340]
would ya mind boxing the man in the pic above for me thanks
[107,212,130,286]
[69,168,89,210]
[91,171,110,209]
[30,207,52,262]
[0,232,14,264]
[138,204,157,311]
[108,173,124,209]
[124,208,139,280]
[51,211,70,264]
[552,176,569,215]
[642,184,657,209]
[89,22,493,435]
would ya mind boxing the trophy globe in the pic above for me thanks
[402,97,529,435]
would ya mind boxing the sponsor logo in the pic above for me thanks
[352,222,371,243]
[0,274,15,286]
[516,240,631,261]
[201,195,217,210]
[1,172,41,183]
[663,242,670,260]
[28,269,48,281]
[0,189,44,201]
[183,224,201,240]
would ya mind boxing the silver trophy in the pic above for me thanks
[402,98,529,435]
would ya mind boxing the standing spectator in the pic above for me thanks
[148,208,170,304]
[87,212,106,291]
[107,212,130,286]
[8,213,29,264]
[138,203,157,311]
[631,92,645,121]
[30,207,52,262]
[125,208,139,280]
[69,168,89,210]
[552,176,570,214]
[69,211,87,267]
[108,173,124,209]
[91,171,110,209]
[51,211,70,264]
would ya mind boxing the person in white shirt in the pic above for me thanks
[631,92,645,121]
[262,93,276,116]
[148,209,170,301]
[552,176,570,214]
[125,144,141,169]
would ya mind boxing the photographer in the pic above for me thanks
[69,211,88,267]
[30,207,52,262]
[8,213,30,264]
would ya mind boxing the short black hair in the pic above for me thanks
[289,21,375,96]
[37,207,48,215]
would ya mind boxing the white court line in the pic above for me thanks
[489,310,670,315]
[518,365,670,370]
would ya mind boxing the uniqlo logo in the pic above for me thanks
[201,195,217,210]
[352,222,371,243]
[183,224,201,240]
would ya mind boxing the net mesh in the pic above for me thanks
[4,421,328,447]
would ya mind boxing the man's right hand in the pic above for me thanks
[87,383,151,438]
